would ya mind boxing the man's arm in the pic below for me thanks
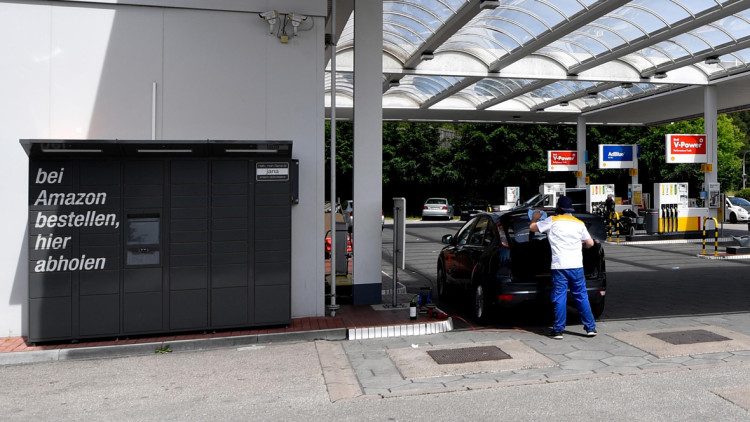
[582,238,594,248]
[529,210,542,232]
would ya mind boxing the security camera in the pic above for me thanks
[260,10,279,21]
[288,13,308,36]
[259,10,279,34]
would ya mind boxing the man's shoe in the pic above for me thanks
[586,329,597,337]
[547,330,563,340]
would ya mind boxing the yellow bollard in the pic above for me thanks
[701,217,719,256]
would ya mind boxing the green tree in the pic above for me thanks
[328,113,747,213]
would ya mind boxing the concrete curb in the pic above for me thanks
[348,318,453,340]
[0,328,347,366]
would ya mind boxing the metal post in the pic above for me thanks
[392,205,398,308]
[327,0,339,318]
[743,150,749,190]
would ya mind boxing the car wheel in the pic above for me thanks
[628,225,635,236]
[730,213,738,224]
[436,263,450,301]
[473,283,492,324]
[591,297,605,319]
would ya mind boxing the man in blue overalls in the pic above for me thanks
[530,195,597,340]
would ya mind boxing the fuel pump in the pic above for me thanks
[505,186,520,207]
[654,182,697,234]
[587,184,615,215]
[540,182,566,208]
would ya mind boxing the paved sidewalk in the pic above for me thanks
[339,312,750,402]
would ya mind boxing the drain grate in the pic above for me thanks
[649,329,731,345]
[427,346,511,365]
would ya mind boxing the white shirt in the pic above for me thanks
[535,214,592,269]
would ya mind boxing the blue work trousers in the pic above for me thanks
[550,268,596,333]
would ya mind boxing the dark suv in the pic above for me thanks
[436,209,606,323]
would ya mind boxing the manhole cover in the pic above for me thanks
[427,346,511,365]
[649,329,731,345]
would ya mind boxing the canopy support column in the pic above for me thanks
[576,116,587,188]
[352,0,383,305]
[704,85,718,193]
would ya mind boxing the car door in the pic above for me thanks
[444,218,475,283]
[505,213,551,283]
[452,216,490,286]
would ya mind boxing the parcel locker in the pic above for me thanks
[22,139,294,342]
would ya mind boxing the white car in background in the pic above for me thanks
[726,196,750,223]
[422,197,455,220]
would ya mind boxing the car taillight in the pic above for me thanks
[442,206,447,210]
[423,206,428,209]
[497,294,514,302]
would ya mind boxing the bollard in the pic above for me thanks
[616,213,620,243]
[702,217,719,256]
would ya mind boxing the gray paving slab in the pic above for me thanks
[559,359,608,371]
[600,355,651,367]
[566,349,613,360]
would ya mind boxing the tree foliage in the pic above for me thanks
[325,113,749,216]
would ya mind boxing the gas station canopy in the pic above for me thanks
[325,0,750,125]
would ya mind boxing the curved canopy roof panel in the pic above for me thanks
[325,0,750,125]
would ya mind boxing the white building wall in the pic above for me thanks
[0,0,326,337]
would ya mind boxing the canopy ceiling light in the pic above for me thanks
[653,72,668,79]
[479,1,500,10]
[705,55,720,65]
[421,51,434,60]
[586,92,598,99]
[621,83,633,89]
[559,101,569,107]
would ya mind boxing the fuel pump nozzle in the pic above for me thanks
[660,204,666,233]
[672,204,678,232]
